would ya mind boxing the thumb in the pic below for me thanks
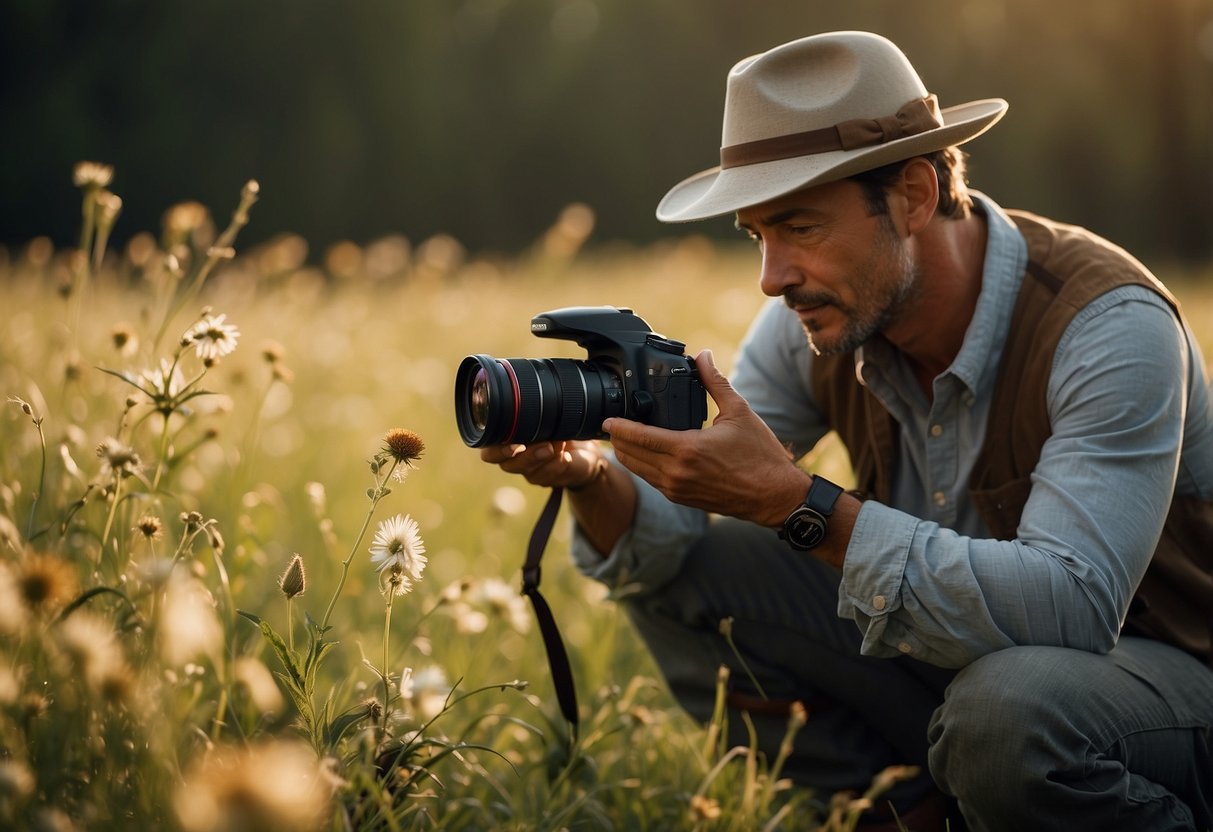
[695,349,745,412]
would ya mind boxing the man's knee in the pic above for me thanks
[928,648,1076,808]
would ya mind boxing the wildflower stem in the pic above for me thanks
[153,181,258,351]
[381,590,395,738]
[26,416,48,540]
[209,534,237,742]
[319,458,400,631]
[151,414,172,492]
[79,188,97,256]
[98,475,124,568]
[287,597,295,654]
[720,617,768,700]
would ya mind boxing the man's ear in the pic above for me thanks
[897,157,939,235]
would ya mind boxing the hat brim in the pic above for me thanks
[656,98,1008,223]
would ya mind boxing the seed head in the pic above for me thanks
[134,515,164,540]
[16,553,78,615]
[95,190,123,225]
[7,396,33,417]
[96,437,141,479]
[364,698,383,725]
[382,428,425,466]
[261,340,285,364]
[689,795,723,822]
[111,322,139,355]
[279,554,307,599]
[163,201,211,239]
[73,161,113,189]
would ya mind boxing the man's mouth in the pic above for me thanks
[792,301,831,319]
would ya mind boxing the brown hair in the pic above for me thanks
[850,147,972,220]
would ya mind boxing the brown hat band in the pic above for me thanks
[719,94,943,169]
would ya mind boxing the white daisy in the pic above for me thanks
[184,313,240,362]
[368,514,427,587]
[142,358,185,401]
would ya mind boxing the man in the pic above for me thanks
[482,31,1213,830]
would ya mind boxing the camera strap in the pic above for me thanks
[520,486,580,735]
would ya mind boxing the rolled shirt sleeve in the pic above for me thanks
[838,290,1191,667]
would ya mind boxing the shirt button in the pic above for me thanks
[872,595,887,611]
[930,424,943,438]
[897,642,914,654]
[933,491,947,507]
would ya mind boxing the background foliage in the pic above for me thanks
[2,0,1212,263]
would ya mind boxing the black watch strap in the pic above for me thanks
[778,475,845,551]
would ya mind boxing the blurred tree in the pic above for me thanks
[0,0,1209,264]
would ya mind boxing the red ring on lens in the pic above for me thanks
[500,359,522,442]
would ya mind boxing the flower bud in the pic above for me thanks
[279,554,306,599]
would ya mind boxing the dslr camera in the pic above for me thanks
[455,306,708,448]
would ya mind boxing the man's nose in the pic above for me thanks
[758,243,802,298]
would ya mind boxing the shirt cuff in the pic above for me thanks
[837,501,917,653]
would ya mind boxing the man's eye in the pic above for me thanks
[788,225,818,237]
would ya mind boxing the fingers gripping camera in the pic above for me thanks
[455,306,708,447]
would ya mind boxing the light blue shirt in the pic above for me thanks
[572,194,1213,668]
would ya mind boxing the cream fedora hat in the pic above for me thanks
[656,31,1008,223]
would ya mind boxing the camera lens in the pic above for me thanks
[454,354,624,447]
[470,367,491,432]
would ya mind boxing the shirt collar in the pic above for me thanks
[855,192,1028,398]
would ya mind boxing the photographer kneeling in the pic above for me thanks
[478,31,1213,832]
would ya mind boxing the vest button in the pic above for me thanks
[897,641,914,654]
[933,491,947,507]
[872,595,887,611]
[930,424,943,438]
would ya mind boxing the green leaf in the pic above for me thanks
[95,366,154,396]
[324,704,373,747]
[304,610,331,637]
[237,609,263,625]
[303,640,337,690]
[257,620,306,694]
[361,656,386,683]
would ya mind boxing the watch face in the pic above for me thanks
[788,509,827,549]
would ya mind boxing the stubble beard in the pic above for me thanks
[796,217,921,357]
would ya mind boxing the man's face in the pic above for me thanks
[735,178,920,356]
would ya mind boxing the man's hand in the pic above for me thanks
[479,439,605,490]
[604,349,810,527]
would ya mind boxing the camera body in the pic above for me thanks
[530,306,706,429]
[455,306,707,447]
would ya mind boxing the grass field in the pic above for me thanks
[1,172,1210,830]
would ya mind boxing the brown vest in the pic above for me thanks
[812,210,1213,664]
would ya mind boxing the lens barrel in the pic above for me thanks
[455,354,625,447]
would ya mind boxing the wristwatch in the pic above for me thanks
[778,475,845,551]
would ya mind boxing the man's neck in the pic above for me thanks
[887,210,989,390]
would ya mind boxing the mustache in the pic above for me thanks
[783,289,840,309]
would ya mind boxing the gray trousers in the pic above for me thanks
[621,517,1213,830]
